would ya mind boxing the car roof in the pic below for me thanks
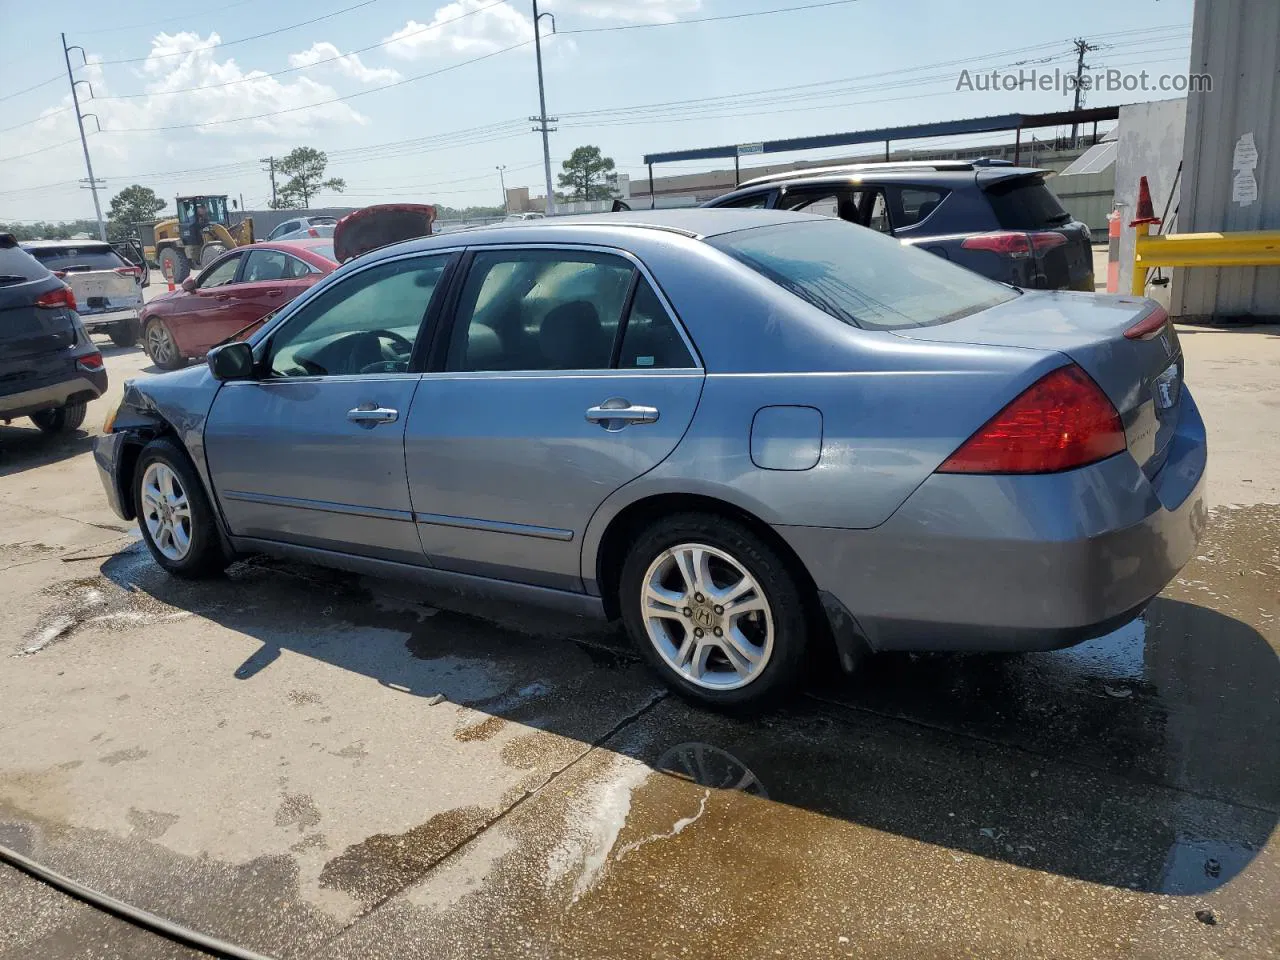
[734,163,1048,191]
[20,239,112,249]
[260,238,338,264]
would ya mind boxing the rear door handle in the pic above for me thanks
[265,289,284,297]
[347,404,399,427]
[213,294,231,301]
[586,398,660,430]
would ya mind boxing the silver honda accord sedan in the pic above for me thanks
[94,209,1207,710]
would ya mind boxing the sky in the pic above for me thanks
[0,0,1196,222]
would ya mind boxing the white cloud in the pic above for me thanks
[383,0,535,60]
[288,42,402,84]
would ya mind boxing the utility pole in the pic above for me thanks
[61,33,106,242]
[530,0,558,216]
[260,156,278,208]
[1070,38,1098,145]
[496,165,508,213]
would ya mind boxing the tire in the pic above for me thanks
[159,247,190,283]
[133,437,227,578]
[619,512,811,711]
[200,243,227,267]
[29,401,87,435]
[109,318,140,347]
[144,318,184,370]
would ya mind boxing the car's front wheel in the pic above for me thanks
[144,319,184,370]
[619,512,811,711]
[30,401,87,435]
[134,438,227,578]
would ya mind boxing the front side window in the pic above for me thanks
[268,254,449,377]
[866,191,891,233]
[198,255,242,289]
[710,219,1017,331]
[446,250,634,372]
[718,191,771,209]
[242,249,310,283]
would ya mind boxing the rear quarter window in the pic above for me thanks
[984,177,1072,229]
[0,245,49,283]
[26,245,126,272]
[710,218,1017,331]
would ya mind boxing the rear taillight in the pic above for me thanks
[76,352,104,372]
[961,231,1068,258]
[35,284,77,311]
[307,227,319,237]
[1124,306,1169,340]
[937,364,1126,474]
[115,265,142,279]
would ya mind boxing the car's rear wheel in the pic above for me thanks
[134,438,226,578]
[144,319,184,370]
[30,401,87,435]
[109,318,140,347]
[619,512,811,711]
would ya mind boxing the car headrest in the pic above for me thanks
[540,300,602,369]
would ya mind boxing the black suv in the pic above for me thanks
[1,234,107,435]
[703,161,1094,292]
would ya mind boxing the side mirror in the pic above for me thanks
[181,276,197,292]
[207,341,255,381]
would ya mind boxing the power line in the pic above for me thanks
[0,106,75,134]
[91,0,513,100]
[0,73,65,104]
[73,0,258,35]
[0,136,87,164]
[560,0,864,34]
[92,0,383,65]
[96,40,533,132]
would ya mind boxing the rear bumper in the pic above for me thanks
[78,307,140,330]
[781,389,1208,653]
[0,373,106,420]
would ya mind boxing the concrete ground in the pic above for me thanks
[1,296,1277,958]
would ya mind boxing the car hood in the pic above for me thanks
[333,204,437,263]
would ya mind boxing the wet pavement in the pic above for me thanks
[0,331,1277,959]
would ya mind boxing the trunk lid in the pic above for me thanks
[893,291,1183,476]
[333,203,437,264]
[979,170,1094,291]
[24,242,141,314]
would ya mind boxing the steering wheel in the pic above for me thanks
[366,329,414,357]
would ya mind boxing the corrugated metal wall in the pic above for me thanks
[1172,0,1280,320]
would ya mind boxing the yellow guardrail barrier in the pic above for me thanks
[1128,176,1280,295]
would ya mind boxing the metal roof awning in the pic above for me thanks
[642,107,1120,166]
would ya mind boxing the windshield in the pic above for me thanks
[710,219,1018,330]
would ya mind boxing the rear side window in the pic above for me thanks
[618,281,695,369]
[26,245,125,272]
[0,244,48,284]
[710,219,1017,331]
[894,188,946,227]
[985,177,1071,229]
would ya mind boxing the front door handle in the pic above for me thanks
[586,397,660,431]
[347,403,399,428]
[265,289,284,297]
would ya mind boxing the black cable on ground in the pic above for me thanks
[0,841,279,960]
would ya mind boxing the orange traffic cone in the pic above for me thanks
[1129,176,1162,227]
[1106,208,1122,293]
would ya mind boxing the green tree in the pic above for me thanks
[107,185,167,241]
[275,147,346,209]
[557,145,617,201]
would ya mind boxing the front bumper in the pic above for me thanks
[94,430,132,520]
[781,389,1208,653]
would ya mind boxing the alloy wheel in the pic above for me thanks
[640,542,774,690]
[146,323,175,366]
[140,462,193,561]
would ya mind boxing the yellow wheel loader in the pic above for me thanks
[148,196,254,283]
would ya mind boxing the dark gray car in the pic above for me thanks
[0,234,108,435]
[703,161,1095,292]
